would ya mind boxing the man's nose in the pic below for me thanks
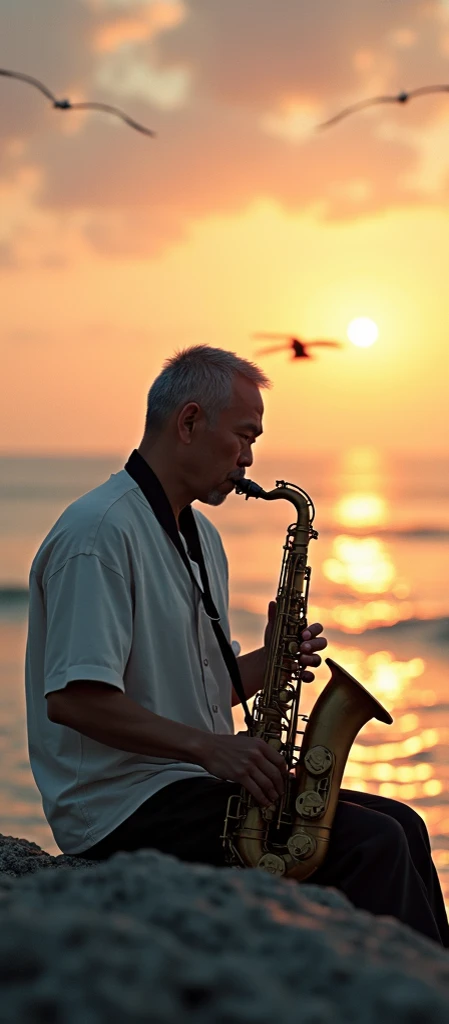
[238,446,253,468]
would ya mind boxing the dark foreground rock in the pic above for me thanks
[0,834,448,1023]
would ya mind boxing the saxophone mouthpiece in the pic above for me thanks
[235,478,267,499]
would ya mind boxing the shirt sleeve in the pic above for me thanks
[44,553,133,695]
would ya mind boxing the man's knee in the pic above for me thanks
[370,812,408,859]
[377,798,430,848]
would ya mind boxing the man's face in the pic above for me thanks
[191,374,264,506]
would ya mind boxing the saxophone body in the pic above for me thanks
[222,479,393,881]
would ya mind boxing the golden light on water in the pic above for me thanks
[351,729,438,764]
[344,692,442,803]
[332,635,445,818]
[398,713,420,732]
[331,599,413,631]
[323,480,414,629]
[347,317,379,348]
[335,492,387,528]
[365,650,425,702]
[323,535,395,593]
[326,645,425,707]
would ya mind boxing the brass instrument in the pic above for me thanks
[223,478,392,880]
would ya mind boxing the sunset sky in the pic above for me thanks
[1,0,449,456]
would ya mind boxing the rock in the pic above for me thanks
[0,834,94,878]
[0,834,448,1023]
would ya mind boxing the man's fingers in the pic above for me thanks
[301,637,327,654]
[300,670,315,683]
[299,654,321,668]
[255,756,285,796]
[304,622,324,637]
[261,741,288,773]
[301,637,327,650]
[248,765,279,805]
[243,776,273,807]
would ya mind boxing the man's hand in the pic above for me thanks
[264,600,327,682]
[200,733,287,808]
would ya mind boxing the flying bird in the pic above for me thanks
[253,333,343,360]
[318,84,449,130]
[0,68,156,137]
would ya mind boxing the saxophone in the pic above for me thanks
[222,478,393,880]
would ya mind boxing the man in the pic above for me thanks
[25,345,448,946]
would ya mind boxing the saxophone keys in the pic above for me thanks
[287,831,316,860]
[257,853,286,876]
[278,689,293,706]
[295,790,326,818]
[303,745,333,777]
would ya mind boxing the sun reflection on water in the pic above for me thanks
[327,642,445,806]
[322,644,425,706]
[323,536,396,593]
[330,600,413,631]
[319,452,415,631]
[335,492,388,528]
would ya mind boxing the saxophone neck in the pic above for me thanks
[236,478,318,541]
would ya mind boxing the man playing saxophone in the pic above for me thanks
[25,345,448,947]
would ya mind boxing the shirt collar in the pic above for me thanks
[124,449,202,583]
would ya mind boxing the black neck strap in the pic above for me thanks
[124,450,252,728]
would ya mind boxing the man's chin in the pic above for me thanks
[202,480,238,506]
[202,489,228,507]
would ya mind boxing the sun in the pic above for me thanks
[347,317,379,348]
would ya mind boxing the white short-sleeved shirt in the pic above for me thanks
[25,466,238,854]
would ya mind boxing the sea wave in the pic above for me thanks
[328,616,449,647]
[0,587,29,618]
[329,527,449,540]
[218,522,449,539]
[229,605,449,646]
[2,589,449,649]
[0,586,28,601]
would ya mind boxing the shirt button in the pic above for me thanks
[203,658,209,667]
[212,704,218,713]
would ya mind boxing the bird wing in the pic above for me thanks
[318,94,401,130]
[0,68,155,137]
[254,344,290,355]
[68,102,156,137]
[308,340,342,348]
[0,68,57,103]
[407,84,449,100]
[319,85,449,130]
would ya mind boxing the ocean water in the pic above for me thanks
[1,449,448,905]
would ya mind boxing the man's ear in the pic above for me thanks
[178,402,201,443]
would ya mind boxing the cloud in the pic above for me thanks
[2,0,449,259]
[156,0,447,111]
[92,1,185,53]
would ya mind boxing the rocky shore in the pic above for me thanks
[0,833,448,1023]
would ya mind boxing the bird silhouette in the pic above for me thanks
[0,68,156,137]
[253,333,343,360]
[318,84,449,130]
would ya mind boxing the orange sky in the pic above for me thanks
[1,0,449,456]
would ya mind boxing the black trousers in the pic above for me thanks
[83,777,449,948]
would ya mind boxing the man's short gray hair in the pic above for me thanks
[144,345,271,433]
